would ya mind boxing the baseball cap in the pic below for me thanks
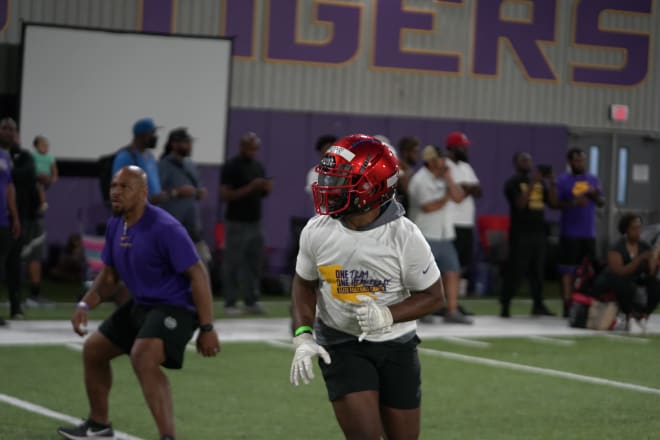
[445,131,470,148]
[422,145,444,162]
[132,118,159,135]
[167,127,194,143]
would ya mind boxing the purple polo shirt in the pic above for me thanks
[557,172,601,238]
[0,149,12,228]
[102,204,200,310]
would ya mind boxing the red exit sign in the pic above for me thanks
[609,104,629,122]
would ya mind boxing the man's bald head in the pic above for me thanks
[109,166,149,217]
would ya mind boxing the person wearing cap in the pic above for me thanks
[407,145,473,324]
[112,118,169,205]
[220,132,273,315]
[158,128,208,261]
[445,131,481,302]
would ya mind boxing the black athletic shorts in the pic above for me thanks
[558,237,596,271]
[98,299,198,369]
[319,336,421,409]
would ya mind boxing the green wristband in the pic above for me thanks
[294,325,313,336]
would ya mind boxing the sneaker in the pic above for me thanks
[26,295,55,309]
[500,308,511,318]
[224,306,244,317]
[531,305,556,317]
[244,303,267,315]
[432,307,447,317]
[0,317,7,327]
[57,419,114,439]
[443,311,473,325]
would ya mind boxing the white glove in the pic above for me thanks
[356,295,393,342]
[290,333,331,386]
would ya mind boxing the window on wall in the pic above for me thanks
[616,147,628,205]
[588,145,599,178]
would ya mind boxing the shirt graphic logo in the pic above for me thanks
[520,182,544,210]
[422,263,431,274]
[571,181,590,197]
[318,265,390,304]
[164,316,177,330]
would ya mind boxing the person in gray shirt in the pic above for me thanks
[158,128,208,245]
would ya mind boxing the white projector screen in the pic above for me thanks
[20,24,232,164]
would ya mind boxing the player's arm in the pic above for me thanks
[389,278,445,323]
[291,273,318,330]
[545,173,560,209]
[184,260,220,357]
[71,265,120,336]
[50,161,59,183]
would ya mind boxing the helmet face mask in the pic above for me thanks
[312,134,399,219]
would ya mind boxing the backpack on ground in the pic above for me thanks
[98,147,138,204]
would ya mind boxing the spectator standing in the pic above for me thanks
[158,128,210,264]
[408,145,472,324]
[112,117,169,205]
[556,148,604,316]
[0,118,40,319]
[220,132,272,315]
[445,131,481,299]
[31,135,58,213]
[290,134,444,439]
[396,136,421,214]
[500,152,558,317]
[57,166,219,440]
[0,139,20,326]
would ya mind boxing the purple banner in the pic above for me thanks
[266,0,360,63]
[373,0,460,73]
[572,0,651,87]
[473,0,557,80]
[140,0,174,33]
[224,0,255,57]
[0,0,8,33]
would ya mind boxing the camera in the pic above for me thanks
[537,164,552,177]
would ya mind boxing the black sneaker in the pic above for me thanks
[57,419,114,439]
[531,305,556,317]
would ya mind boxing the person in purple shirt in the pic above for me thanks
[556,148,604,317]
[0,146,21,326]
[58,166,220,440]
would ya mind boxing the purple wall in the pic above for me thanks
[45,110,567,274]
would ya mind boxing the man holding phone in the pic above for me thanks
[500,152,558,317]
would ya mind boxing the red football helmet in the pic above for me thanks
[313,134,399,218]
[445,131,470,148]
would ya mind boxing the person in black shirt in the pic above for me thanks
[500,152,558,317]
[219,132,272,315]
[592,213,659,331]
[0,118,40,320]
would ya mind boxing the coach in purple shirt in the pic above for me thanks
[556,148,604,317]
[59,166,220,440]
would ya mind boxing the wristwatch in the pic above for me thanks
[199,323,214,333]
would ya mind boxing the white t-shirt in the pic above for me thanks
[407,166,456,240]
[296,214,441,342]
[446,160,479,227]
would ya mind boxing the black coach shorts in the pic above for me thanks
[558,237,596,270]
[98,300,198,369]
[319,336,422,409]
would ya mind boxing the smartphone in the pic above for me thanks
[537,164,552,177]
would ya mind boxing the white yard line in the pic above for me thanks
[64,343,83,352]
[527,336,575,346]
[0,393,144,440]
[418,347,660,396]
[264,339,294,349]
[438,336,491,348]
[601,333,649,344]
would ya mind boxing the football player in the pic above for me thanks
[289,134,445,440]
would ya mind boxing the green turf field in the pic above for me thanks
[1,336,658,439]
